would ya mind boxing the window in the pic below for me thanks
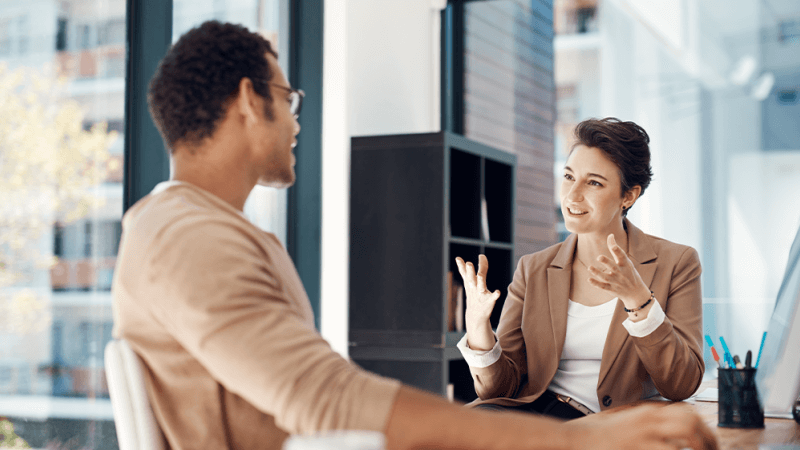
[0,0,125,447]
[17,15,28,54]
[101,52,124,78]
[553,0,800,372]
[83,222,93,258]
[53,224,65,257]
[56,17,68,51]
[79,24,91,49]
[0,19,10,56]
[97,19,125,46]
[2,1,297,446]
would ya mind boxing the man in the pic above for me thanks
[112,20,718,450]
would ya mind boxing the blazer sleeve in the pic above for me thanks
[630,247,705,401]
[468,257,530,400]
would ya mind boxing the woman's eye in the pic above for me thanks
[589,180,603,187]
[563,173,573,181]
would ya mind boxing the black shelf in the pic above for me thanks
[448,236,514,250]
[349,131,516,401]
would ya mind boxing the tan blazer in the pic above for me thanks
[469,219,704,411]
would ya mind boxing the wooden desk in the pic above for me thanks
[691,399,800,449]
[670,379,800,449]
[600,379,800,449]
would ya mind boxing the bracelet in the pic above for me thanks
[623,290,655,317]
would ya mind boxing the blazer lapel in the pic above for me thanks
[597,219,658,388]
[547,234,577,360]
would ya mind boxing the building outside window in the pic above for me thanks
[0,18,11,56]
[17,14,29,55]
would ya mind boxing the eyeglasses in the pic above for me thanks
[267,82,305,118]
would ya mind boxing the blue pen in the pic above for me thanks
[755,331,767,368]
[719,336,734,368]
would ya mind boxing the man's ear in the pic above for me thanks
[234,77,261,125]
[623,185,642,209]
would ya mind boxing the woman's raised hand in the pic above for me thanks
[455,254,501,351]
[586,234,651,310]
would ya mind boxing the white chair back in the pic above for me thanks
[105,339,166,450]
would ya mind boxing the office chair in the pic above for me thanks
[104,339,384,450]
[105,339,166,450]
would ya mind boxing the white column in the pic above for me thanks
[320,0,350,357]
[320,0,445,356]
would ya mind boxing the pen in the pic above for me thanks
[710,346,722,368]
[733,355,744,369]
[755,331,767,368]
[719,336,734,369]
[705,335,722,369]
[745,350,752,368]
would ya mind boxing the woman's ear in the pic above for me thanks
[623,186,642,210]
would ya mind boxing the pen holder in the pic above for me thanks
[718,368,764,428]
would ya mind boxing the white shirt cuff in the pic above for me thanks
[456,333,502,368]
[622,298,666,337]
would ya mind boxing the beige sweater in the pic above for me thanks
[112,181,401,450]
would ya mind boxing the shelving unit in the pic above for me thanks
[348,131,516,402]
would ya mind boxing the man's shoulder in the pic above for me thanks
[117,190,254,281]
[123,185,247,244]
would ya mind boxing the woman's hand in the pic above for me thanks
[586,234,652,310]
[455,254,501,351]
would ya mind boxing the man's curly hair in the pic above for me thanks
[572,117,653,216]
[148,21,278,151]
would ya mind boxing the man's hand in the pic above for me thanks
[563,404,718,450]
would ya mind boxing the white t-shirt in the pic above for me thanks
[547,299,616,412]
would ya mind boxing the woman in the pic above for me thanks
[455,117,704,419]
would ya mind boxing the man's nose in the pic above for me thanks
[294,119,301,135]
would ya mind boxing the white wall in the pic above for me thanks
[346,0,444,137]
[320,0,445,356]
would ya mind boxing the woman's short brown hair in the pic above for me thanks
[573,117,653,215]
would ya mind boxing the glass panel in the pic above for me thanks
[173,0,290,246]
[554,0,800,373]
[0,0,125,447]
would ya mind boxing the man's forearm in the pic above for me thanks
[383,386,718,450]
[384,386,570,450]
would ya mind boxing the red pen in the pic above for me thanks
[710,346,722,368]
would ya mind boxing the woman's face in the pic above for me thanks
[560,145,637,235]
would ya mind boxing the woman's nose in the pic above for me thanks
[566,183,583,202]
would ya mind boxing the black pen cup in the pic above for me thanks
[718,368,764,428]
